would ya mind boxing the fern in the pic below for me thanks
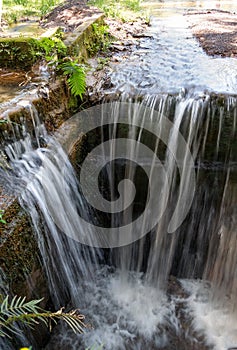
[61,61,86,99]
[0,295,86,338]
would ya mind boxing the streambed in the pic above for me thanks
[0,1,237,350]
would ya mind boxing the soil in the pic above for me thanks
[185,9,237,57]
[40,0,102,32]
[41,0,148,38]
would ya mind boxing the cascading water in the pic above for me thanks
[1,1,237,349]
[1,92,236,349]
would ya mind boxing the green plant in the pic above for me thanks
[0,295,86,338]
[40,0,59,16]
[61,60,86,99]
[88,0,145,21]
[2,0,64,24]
[0,35,66,69]
[32,35,67,61]
[83,23,111,56]
[0,210,6,224]
[90,23,111,53]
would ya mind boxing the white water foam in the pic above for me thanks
[46,267,178,350]
[181,279,237,350]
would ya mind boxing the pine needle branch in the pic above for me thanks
[0,295,86,338]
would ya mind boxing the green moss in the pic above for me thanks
[68,94,80,113]
[0,201,41,295]
[85,23,111,56]
[89,0,149,22]
[0,38,35,69]
[0,35,66,69]
[65,17,109,61]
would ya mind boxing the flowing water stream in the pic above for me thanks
[1,1,237,349]
[111,1,237,95]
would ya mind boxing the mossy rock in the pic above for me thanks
[0,35,66,69]
[0,38,38,69]
[0,200,49,300]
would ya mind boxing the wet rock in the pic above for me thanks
[111,44,127,51]
[132,33,154,38]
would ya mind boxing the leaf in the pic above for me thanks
[0,295,86,338]
[61,61,86,99]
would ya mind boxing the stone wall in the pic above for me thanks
[0,12,105,310]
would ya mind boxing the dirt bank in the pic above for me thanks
[185,9,237,57]
[41,0,147,39]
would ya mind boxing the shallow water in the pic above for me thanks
[111,0,237,95]
[142,0,237,16]
[0,85,22,104]
[0,21,44,38]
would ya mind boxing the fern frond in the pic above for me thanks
[61,61,86,99]
[0,295,86,338]
[67,73,86,99]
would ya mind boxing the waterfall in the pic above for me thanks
[1,92,236,349]
[1,101,102,308]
